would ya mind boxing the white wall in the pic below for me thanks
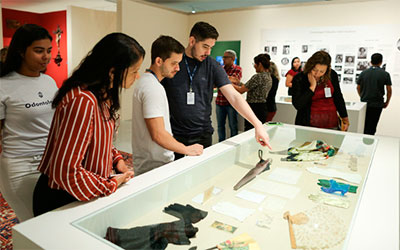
[187,0,400,137]
[117,0,400,137]
[118,0,189,120]
[68,6,116,75]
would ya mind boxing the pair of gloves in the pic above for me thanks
[105,203,207,250]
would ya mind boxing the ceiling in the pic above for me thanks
[140,0,330,13]
[1,0,338,14]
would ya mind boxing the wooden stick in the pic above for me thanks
[284,211,297,249]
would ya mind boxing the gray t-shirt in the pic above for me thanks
[161,55,231,136]
[131,73,174,175]
[0,72,58,157]
[356,66,392,107]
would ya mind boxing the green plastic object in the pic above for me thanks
[318,179,358,193]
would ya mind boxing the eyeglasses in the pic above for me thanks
[222,56,233,59]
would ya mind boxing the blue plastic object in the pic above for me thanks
[321,179,349,196]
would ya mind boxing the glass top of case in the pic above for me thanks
[72,125,377,249]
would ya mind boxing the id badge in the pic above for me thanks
[324,87,332,98]
[187,92,195,105]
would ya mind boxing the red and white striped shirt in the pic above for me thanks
[38,87,123,201]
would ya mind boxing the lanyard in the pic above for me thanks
[184,54,197,92]
[145,69,159,82]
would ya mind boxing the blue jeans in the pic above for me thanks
[216,104,238,142]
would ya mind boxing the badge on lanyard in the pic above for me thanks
[187,92,195,105]
[324,86,332,98]
[184,55,197,105]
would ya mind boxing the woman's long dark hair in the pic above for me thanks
[1,24,52,77]
[52,32,145,119]
[291,57,301,72]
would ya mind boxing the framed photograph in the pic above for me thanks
[264,46,270,53]
[356,61,369,71]
[335,54,343,64]
[356,74,360,82]
[302,45,308,53]
[343,77,353,84]
[357,47,367,59]
[335,65,342,71]
[344,68,354,74]
[283,45,290,55]
[345,56,355,66]
[271,46,277,55]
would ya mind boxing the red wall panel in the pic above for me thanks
[2,8,67,87]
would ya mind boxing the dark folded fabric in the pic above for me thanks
[163,203,208,224]
[105,220,198,250]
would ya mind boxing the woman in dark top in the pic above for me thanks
[292,51,349,131]
[266,61,280,122]
[285,57,301,96]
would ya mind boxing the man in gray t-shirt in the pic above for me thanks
[356,53,392,135]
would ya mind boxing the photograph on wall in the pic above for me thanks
[356,74,360,82]
[335,65,343,71]
[357,47,367,59]
[283,45,290,55]
[344,68,354,74]
[345,56,355,66]
[281,57,290,65]
[264,46,270,53]
[271,46,277,55]
[335,54,343,63]
[337,73,342,83]
[356,61,369,71]
[343,77,353,84]
[301,61,306,69]
[302,45,308,53]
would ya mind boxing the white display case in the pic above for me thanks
[274,96,366,133]
[12,124,399,250]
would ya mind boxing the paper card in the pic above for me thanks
[192,187,222,204]
[267,168,302,185]
[235,190,266,204]
[249,179,300,199]
[212,201,255,222]
[211,221,238,233]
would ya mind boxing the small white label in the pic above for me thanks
[187,92,195,105]
[324,87,332,98]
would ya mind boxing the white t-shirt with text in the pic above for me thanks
[0,72,58,157]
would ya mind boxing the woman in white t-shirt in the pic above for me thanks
[0,24,58,221]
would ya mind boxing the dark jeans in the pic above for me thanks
[173,132,212,160]
[364,106,383,135]
[216,104,238,142]
[245,103,268,131]
[33,174,78,217]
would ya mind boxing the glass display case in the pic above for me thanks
[12,124,399,250]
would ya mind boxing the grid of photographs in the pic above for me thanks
[262,43,372,86]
